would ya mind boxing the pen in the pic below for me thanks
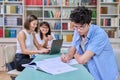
[61,52,66,60]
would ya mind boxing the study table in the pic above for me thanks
[15,53,94,80]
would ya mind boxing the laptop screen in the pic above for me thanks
[49,39,63,55]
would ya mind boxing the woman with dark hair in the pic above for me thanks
[35,21,55,48]
[14,15,49,71]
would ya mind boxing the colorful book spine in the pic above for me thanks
[5,29,10,37]
[63,34,73,42]
[5,29,17,38]
[0,28,3,37]
[62,23,68,30]
[10,29,16,38]
[92,9,96,18]
[54,34,60,40]
[25,0,43,5]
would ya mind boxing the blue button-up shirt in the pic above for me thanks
[72,24,119,80]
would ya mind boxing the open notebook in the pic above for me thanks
[22,57,78,75]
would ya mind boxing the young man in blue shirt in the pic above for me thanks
[61,6,119,80]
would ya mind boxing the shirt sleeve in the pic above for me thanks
[87,30,108,56]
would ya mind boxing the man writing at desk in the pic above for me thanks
[61,6,119,80]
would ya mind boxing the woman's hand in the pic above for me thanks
[48,35,53,41]
[38,48,50,54]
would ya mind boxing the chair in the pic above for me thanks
[4,45,21,80]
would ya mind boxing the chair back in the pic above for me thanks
[4,45,16,71]
[4,45,16,63]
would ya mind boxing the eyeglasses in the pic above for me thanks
[74,24,87,30]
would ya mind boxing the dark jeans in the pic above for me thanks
[14,54,33,71]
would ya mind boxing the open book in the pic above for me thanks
[22,57,78,75]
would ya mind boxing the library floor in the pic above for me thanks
[0,71,120,80]
[0,72,11,80]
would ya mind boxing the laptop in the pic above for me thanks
[48,39,63,55]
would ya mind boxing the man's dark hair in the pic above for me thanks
[24,15,38,30]
[70,6,92,25]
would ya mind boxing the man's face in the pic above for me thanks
[74,23,89,36]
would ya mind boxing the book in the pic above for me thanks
[22,57,78,75]
[62,22,68,30]
[92,9,96,18]
[100,7,108,14]
[10,29,16,38]
[54,34,60,40]
[0,28,3,37]
[66,34,73,42]
[27,10,43,17]
[25,0,32,5]
[5,29,10,37]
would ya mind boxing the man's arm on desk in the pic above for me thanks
[61,46,76,63]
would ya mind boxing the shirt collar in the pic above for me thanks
[86,24,97,41]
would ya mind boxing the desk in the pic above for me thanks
[15,54,94,80]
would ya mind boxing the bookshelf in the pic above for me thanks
[97,0,120,38]
[1,0,120,44]
[0,0,24,40]
[25,0,97,43]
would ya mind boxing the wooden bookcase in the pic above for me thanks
[0,0,24,39]
[97,0,120,38]
[0,0,120,44]
[25,0,97,43]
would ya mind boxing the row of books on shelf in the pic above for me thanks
[100,6,117,14]
[44,0,61,5]
[1,29,117,40]
[4,5,23,14]
[5,29,17,37]
[105,30,117,38]
[101,0,118,2]
[0,27,73,42]
[27,10,43,18]
[50,22,74,30]
[0,5,3,14]
[0,28,19,38]
[42,9,96,19]
[54,34,73,42]
[75,0,96,6]
[100,18,118,27]
[25,0,96,6]
[4,16,22,26]
[44,10,61,19]
[1,0,22,1]
[25,0,42,5]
